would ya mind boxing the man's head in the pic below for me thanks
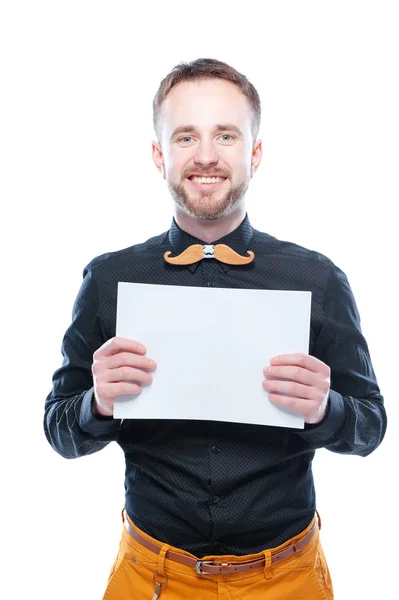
[152,58,262,221]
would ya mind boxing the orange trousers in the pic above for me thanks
[102,509,334,599]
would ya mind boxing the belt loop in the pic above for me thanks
[316,510,322,530]
[263,550,273,580]
[153,543,169,595]
[157,543,170,577]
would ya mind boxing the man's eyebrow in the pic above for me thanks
[170,124,244,139]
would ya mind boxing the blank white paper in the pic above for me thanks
[114,282,311,428]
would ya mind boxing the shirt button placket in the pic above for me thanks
[202,255,219,288]
[209,445,222,507]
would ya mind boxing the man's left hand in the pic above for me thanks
[263,353,331,424]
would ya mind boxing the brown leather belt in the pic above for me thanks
[123,512,318,576]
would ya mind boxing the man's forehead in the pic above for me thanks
[164,79,248,111]
[161,79,251,136]
[169,77,242,94]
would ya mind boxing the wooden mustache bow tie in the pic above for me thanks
[164,244,255,266]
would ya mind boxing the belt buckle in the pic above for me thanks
[195,560,214,575]
[196,560,231,575]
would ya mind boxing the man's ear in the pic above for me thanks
[251,138,262,176]
[152,140,165,178]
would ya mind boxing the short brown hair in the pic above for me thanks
[153,58,261,145]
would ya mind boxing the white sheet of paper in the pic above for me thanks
[114,283,311,428]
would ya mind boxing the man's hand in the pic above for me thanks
[262,353,331,424]
[91,336,157,417]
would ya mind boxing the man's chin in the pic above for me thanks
[186,211,222,221]
[168,181,247,220]
[176,201,233,220]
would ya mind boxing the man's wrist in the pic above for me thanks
[92,399,101,416]
[305,396,331,428]
[91,396,112,419]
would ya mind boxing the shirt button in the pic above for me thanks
[211,445,220,454]
[212,541,220,548]
[212,495,220,504]
[206,281,216,287]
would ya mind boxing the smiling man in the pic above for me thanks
[157,78,257,225]
[44,58,386,599]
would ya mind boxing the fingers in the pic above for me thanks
[263,365,328,390]
[92,336,157,417]
[105,366,153,384]
[267,392,321,420]
[93,336,148,359]
[92,352,156,378]
[262,377,325,402]
[270,353,331,377]
[262,365,329,401]
[94,380,144,417]
[262,357,331,423]
[95,380,144,399]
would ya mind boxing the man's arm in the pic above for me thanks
[43,263,121,459]
[294,264,387,456]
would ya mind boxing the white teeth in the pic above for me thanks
[191,176,225,184]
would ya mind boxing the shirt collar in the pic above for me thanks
[167,212,255,273]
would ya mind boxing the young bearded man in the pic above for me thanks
[44,58,386,599]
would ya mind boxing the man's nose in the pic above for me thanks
[193,140,219,165]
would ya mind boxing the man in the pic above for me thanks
[44,58,386,599]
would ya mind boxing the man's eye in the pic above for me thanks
[178,135,234,143]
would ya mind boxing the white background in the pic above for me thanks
[1,1,398,599]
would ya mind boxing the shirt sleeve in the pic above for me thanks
[43,262,122,459]
[294,263,387,456]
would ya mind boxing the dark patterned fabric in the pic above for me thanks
[44,213,386,557]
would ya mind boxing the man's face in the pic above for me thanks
[152,78,262,220]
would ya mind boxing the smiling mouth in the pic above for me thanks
[186,176,228,190]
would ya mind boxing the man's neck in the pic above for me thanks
[174,207,246,244]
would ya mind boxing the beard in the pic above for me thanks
[167,176,249,220]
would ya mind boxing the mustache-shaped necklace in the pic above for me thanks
[164,244,255,266]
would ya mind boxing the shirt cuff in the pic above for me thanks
[79,388,121,437]
[295,389,346,444]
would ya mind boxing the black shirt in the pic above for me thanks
[44,213,386,557]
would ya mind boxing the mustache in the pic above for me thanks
[185,173,229,178]
[164,244,254,265]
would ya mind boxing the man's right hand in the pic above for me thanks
[91,336,157,417]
